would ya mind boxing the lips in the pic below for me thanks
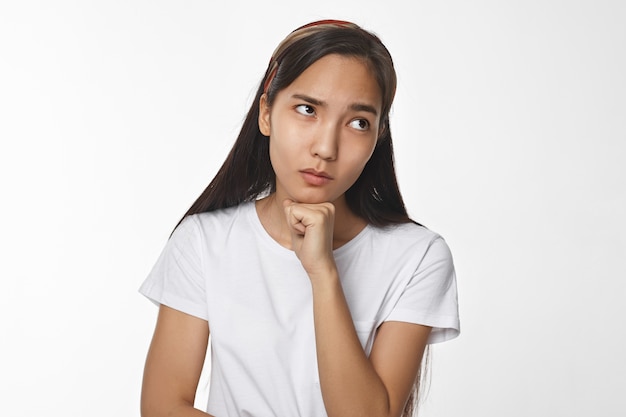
[300,169,333,186]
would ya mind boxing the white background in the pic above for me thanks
[1,1,625,416]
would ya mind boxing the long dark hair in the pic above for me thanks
[178,22,415,228]
[177,21,425,416]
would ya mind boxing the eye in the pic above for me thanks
[295,104,316,116]
[349,118,370,131]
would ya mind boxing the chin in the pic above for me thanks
[289,190,343,205]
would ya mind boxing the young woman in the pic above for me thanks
[140,20,460,417]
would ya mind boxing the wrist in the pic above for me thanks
[308,264,340,290]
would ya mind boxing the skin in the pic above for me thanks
[257,54,381,251]
[141,54,432,417]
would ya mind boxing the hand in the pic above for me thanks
[282,199,337,277]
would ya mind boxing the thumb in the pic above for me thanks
[282,198,295,208]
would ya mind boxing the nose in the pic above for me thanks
[311,122,339,161]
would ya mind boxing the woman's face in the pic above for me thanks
[259,53,382,205]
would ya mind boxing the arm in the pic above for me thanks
[141,305,214,417]
[311,270,431,417]
[284,201,431,417]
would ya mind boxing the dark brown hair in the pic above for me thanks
[178,22,416,228]
[178,22,424,415]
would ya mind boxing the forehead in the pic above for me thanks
[280,54,382,109]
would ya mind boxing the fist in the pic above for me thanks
[283,199,337,277]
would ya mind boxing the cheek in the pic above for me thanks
[268,141,282,173]
[342,148,375,180]
[349,141,377,166]
[268,134,299,177]
[269,135,293,161]
[269,122,311,160]
[349,144,375,181]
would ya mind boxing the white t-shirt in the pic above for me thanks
[140,202,460,417]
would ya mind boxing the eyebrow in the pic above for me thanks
[291,94,379,116]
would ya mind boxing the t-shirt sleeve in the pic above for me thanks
[138,215,208,321]
[385,236,460,344]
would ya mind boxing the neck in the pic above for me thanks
[255,193,367,250]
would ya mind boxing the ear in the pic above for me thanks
[258,94,271,136]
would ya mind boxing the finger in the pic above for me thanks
[292,222,306,235]
[282,199,299,226]
[283,201,306,235]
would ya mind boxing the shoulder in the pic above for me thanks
[182,202,253,233]
[371,221,444,247]
[168,203,254,252]
[367,222,454,267]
